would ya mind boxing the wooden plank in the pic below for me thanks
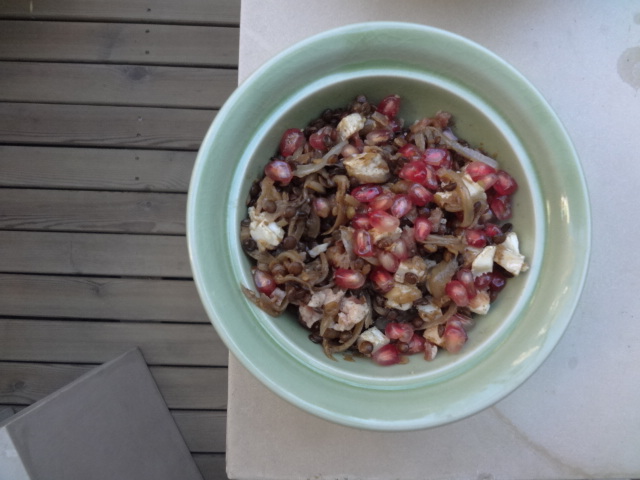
[0,0,241,25]
[0,146,194,192]
[0,21,239,67]
[0,231,192,277]
[0,61,237,108]
[0,362,228,409]
[0,319,227,366]
[0,273,207,322]
[0,188,186,234]
[192,454,228,480]
[0,103,214,150]
[173,410,226,453]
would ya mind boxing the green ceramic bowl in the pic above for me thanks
[187,22,590,430]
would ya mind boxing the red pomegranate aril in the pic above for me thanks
[465,160,497,181]
[399,161,427,185]
[385,322,414,343]
[253,269,277,297]
[493,170,519,195]
[397,143,422,161]
[407,183,433,206]
[474,273,492,290]
[351,184,383,203]
[413,216,432,242]
[369,210,400,232]
[445,280,470,307]
[279,128,305,157]
[388,238,409,261]
[334,268,365,290]
[456,268,477,299]
[377,94,401,119]
[488,271,507,292]
[369,191,395,211]
[424,165,440,191]
[377,250,400,272]
[390,194,413,218]
[354,229,375,257]
[423,148,451,168]
[476,173,498,191]
[351,213,372,230]
[407,333,426,354]
[370,268,395,293]
[372,343,401,366]
[464,228,487,248]
[264,160,293,186]
[442,319,468,354]
[490,195,513,220]
[483,223,502,237]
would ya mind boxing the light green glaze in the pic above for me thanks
[187,23,590,430]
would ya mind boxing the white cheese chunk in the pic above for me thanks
[357,326,389,353]
[468,290,491,315]
[471,245,496,277]
[423,324,444,347]
[335,296,370,332]
[416,303,442,323]
[384,283,422,311]
[336,113,365,140]
[248,206,284,251]
[494,232,527,276]
[343,151,390,183]
[394,256,428,284]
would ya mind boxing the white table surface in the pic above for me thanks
[227,1,640,479]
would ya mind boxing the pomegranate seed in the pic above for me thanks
[350,134,365,152]
[456,268,477,298]
[351,184,383,203]
[465,161,496,181]
[334,268,365,290]
[465,229,487,248]
[341,143,358,158]
[476,173,498,190]
[423,148,451,168]
[308,126,334,151]
[313,197,331,218]
[445,280,470,307]
[369,210,400,232]
[377,250,400,272]
[264,160,293,186]
[253,269,277,296]
[407,183,433,206]
[372,343,401,366]
[354,229,375,257]
[385,322,414,343]
[377,94,401,119]
[423,165,440,191]
[390,194,413,218]
[493,170,519,195]
[453,312,475,331]
[407,333,426,354]
[388,238,410,261]
[474,273,492,291]
[488,271,507,292]
[369,191,395,211]
[490,195,513,220]
[279,128,305,157]
[397,143,422,161]
[370,268,395,293]
[413,216,432,242]
[442,319,468,354]
[483,223,502,237]
[399,161,427,185]
[350,213,372,230]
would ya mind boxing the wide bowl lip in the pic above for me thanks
[187,21,592,430]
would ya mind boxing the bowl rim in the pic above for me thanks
[187,21,591,430]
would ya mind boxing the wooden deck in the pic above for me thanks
[0,1,240,478]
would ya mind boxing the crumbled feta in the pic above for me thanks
[335,296,370,331]
[471,245,496,277]
[468,290,491,315]
[357,326,389,353]
[416,303,442,323]
[248,206,284,251]
[384,283,422,310]
[494,232,527,276]
[298,305,322,328]
[307,288,345,309]
[336,113,365,140]
[343,151,390,183]
[394,256,428,284]
[307,242,330,258]
[423,324,444,347]
[433,190,460,211]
